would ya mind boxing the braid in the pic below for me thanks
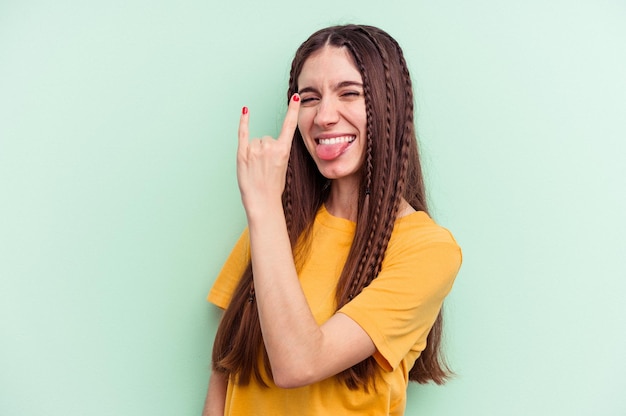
[365,28,397,290]
[283,159,294,234]
[388,36,429,213]
[348,135,373,300]
[285,62,298,235]
[368,35,417,293]
[353,27,399,294]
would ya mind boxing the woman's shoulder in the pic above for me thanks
[393,209,459,249]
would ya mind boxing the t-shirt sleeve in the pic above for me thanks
[207,228,250,309]
[338,225,462,372]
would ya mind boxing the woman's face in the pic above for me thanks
[296,46,367,183]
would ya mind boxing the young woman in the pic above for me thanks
[203,24,462,415]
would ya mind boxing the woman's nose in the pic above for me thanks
[314,98,340,127]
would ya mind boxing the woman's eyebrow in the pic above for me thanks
[298,81,363,95]
[298,86,319,95]
[335,81,363,89]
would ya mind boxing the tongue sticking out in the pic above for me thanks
[316,139,354,161]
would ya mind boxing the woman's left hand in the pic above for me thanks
[236,94,301,219]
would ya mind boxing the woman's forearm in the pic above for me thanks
[248,208,375,387]
[247,204,325,387]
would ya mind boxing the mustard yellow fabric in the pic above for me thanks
[208,205,462,415]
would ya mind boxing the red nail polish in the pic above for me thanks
[292,94,300,102]
[242,106,248,115]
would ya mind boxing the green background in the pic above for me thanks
[1,0,625,414]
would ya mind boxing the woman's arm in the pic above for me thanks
[236,97,375,388]
[248,202,376,388]
[201,370,227,416]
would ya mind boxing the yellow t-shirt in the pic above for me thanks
[208,205,462,415]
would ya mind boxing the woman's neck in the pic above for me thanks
[325,179,359,222]
[324,178,417,222]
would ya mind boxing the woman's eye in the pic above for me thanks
[301,97,319,104]
[342,91,361,98]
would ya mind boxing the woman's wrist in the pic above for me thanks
[244,198,285,224]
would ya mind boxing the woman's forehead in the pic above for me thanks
[297,47,361,87]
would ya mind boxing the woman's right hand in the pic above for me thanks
[236,95,301,220]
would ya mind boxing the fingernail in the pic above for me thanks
[242,106,248,115]
[292,94,300,102]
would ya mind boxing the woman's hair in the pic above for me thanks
[212,24,450,390]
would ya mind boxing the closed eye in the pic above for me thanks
[300,96,320,105]
[340,91,363,101]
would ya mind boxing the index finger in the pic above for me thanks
[238,106,249,152]
[277,94,301,143]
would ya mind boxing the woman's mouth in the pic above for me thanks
[315,135,356,160]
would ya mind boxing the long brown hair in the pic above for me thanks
[212,24,451,390]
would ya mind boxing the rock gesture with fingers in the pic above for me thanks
[236,94,301,221]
